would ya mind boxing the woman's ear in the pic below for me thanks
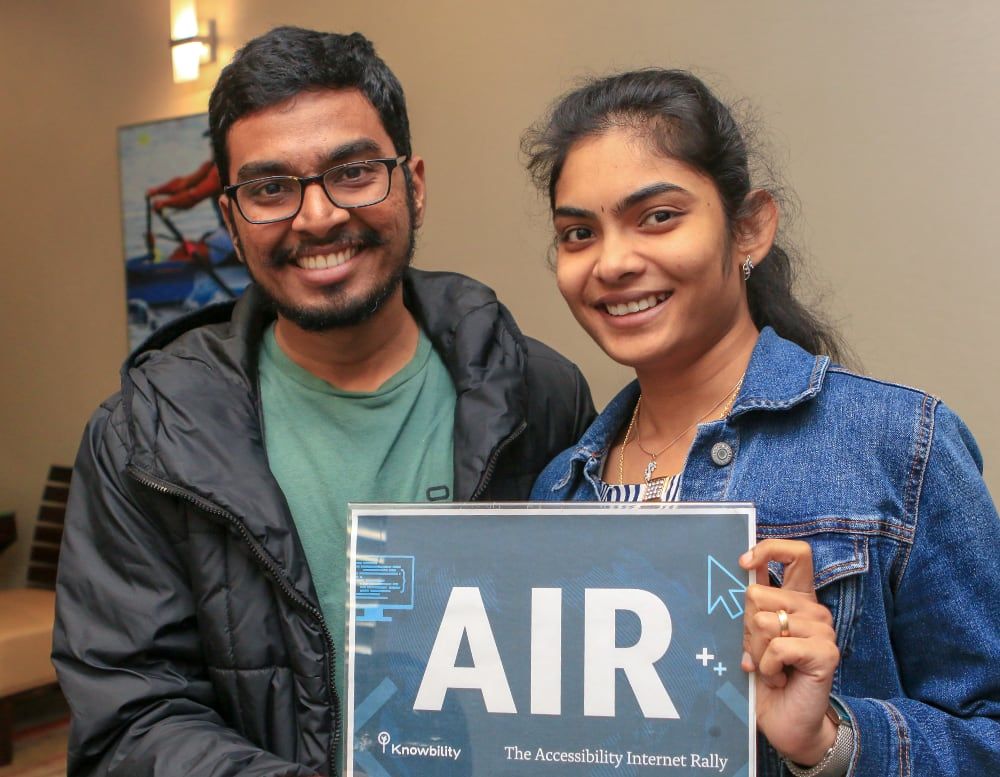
[734,189,779,268]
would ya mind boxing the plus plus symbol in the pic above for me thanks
[713,662,727,676]
[696,648,715,667]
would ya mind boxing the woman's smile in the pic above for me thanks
[599,292,670,318]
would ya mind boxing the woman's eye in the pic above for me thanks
[559,226,593,244]
[642,209,678,226]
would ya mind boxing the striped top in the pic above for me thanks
[600,473,682,502]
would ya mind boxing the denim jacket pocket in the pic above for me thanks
[764,528,870,665]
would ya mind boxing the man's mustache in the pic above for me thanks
[267,227,386,267]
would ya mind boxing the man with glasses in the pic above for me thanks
[54,27,594,777]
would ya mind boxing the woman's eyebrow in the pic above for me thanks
[553,205,595,220]
[614,182,689,216]
[554,182,691,221]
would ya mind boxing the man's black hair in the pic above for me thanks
[208,26,411,186]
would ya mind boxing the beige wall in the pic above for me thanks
[1,0,997,584]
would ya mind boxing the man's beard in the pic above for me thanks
[241,182,418,331]
[266,225,414,331]
[276,261,408,330]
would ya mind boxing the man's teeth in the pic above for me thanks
[296,247,359,269]
[605,293,668,317]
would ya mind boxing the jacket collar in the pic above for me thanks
[728,326,830,418]
[402,270,528,498]
[570,327,830,461]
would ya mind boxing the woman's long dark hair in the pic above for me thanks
[523,69,846,362]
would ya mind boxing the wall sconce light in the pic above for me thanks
[169,0,217,83]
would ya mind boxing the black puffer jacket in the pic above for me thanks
[53,270,595,777]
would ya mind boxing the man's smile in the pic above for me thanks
[294,246,361,270]
[269,226,386,272]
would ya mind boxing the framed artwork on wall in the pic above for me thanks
[118,113,250,351]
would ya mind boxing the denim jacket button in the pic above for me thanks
[711,442,734,466]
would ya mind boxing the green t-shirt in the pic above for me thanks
[258,323,455,738]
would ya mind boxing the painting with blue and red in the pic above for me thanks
[118,113,250,351]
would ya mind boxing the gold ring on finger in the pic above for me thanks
[776,609,791,637]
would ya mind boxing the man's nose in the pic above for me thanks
[291,180,351,235]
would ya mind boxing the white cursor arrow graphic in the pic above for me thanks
[707,555,747,619]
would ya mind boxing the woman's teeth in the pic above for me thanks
[605,293,668,317]
[296,247,359,269]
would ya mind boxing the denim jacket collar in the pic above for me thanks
[729,326,830,419]
[565,327,830,469]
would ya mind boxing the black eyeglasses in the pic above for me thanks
[224,156,408,224]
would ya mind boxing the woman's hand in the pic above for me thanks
[740,539,840,766]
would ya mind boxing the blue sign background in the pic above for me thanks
[347,504,755,777]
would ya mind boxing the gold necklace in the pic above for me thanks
[618,373,745,485]
[617,396,641,485]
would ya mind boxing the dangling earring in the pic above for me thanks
[742,255,754,281]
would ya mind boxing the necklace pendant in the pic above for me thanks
[644,476,667,501]
[643,459,657,483]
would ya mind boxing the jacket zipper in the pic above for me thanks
[470,420,527,500]
[127,465,341,776]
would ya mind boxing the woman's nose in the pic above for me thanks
[593,232,644,282]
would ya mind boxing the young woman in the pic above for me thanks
[526,69,1000,776]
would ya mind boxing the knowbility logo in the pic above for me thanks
[377,730,462,762]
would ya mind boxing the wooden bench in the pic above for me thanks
[0,465,70,765]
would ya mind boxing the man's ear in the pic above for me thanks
[407,156,426,229]
[733,189,778,269]
[218,194,245,263]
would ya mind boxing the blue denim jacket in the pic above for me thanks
[531,328,1000,776]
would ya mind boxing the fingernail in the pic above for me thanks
[740,551,753,565]
[741,650,753,669]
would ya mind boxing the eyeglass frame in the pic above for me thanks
[222,155,409,225]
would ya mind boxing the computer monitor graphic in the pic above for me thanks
[355,555,415,622]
